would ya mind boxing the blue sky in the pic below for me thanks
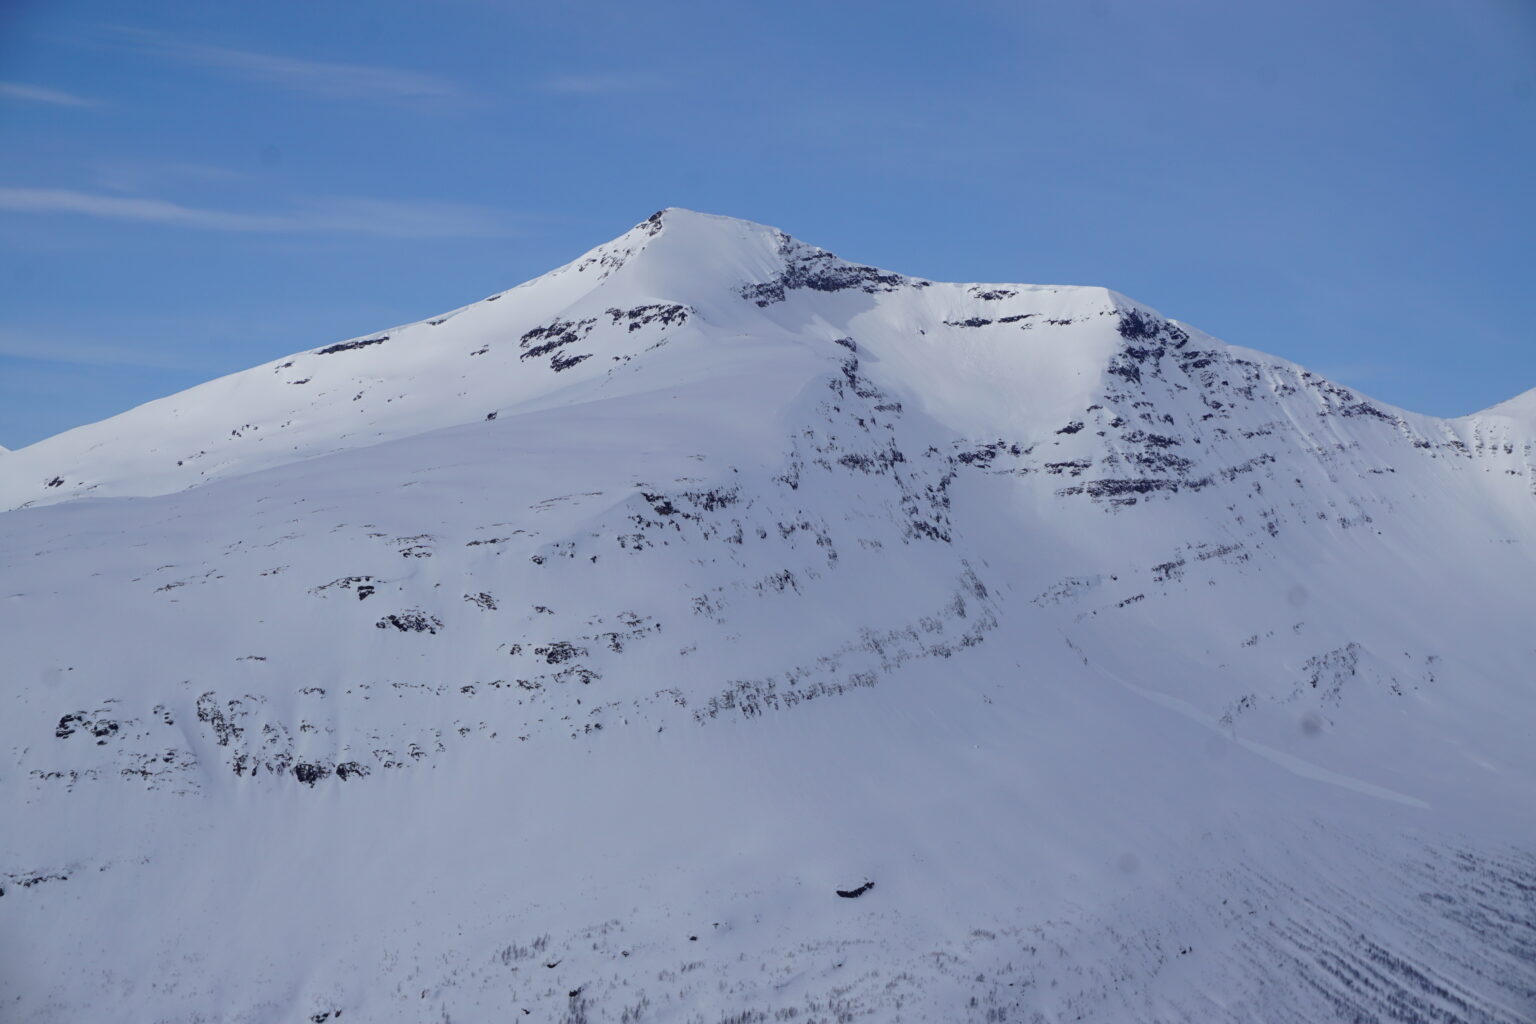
[1,0,1532,447]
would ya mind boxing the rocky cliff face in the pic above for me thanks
[2,210,1532,1023]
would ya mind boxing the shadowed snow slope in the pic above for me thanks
[2,209,1533,1023]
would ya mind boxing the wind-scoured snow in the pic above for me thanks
[2,209,1533,1023]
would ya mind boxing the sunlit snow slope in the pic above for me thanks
[3,210,1533,1023]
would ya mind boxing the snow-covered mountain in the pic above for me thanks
[3,209,1533,1023]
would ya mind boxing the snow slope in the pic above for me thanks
[2,210,1533,1023]
[1479,386,1536,423]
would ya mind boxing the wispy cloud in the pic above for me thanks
[539,72,662,96]
[90,159,250,195]
[0,82,102,108]
[0,329,206,372]
[107,27,467,105]
[0,187,513,239]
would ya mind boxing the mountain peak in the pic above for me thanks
[4,210,1524,514]
[542,207,919,312]
[5,210,1535,1024]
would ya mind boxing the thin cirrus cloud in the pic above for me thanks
[538,72,663,96]
[90,159,251,195]
[0,328,209,372]
[0,82,102,108]
[106,27,468,105]
[0,187,513,239]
